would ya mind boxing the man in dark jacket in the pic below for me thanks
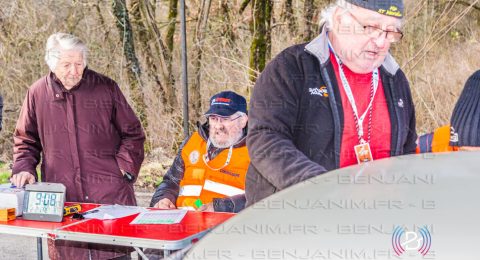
[11,33,145,259]
[417,70,480,153]
[246,0,417,206]
[150,91,249,213]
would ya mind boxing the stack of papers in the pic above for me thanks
[130,209,188,224]
[83,204,147,220]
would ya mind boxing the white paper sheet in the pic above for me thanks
[83,204,147,220]
[130,209,188,224]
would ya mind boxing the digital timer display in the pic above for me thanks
[22,182,66,222]
[26,191,63,215]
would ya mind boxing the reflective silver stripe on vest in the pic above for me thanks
[178,185,202,197]
[203,179,245,197]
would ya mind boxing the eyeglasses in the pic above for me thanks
[208,115,242,124]
[346,11,403,43]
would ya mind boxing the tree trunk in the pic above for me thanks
[93,2,111,71]
[191,0,212,122]
[220,0,236,45]
[130,0,176,114]
[281,0,297,36]
[165,0,178,109]
[303,0,316,41]
[240,0,252,14]
[140,0,178,112]
[249,0,273,82]
[112,0,150,152]
[265,0,273,61]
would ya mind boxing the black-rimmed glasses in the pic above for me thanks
[208,115,242,124]
[346,11,403,43]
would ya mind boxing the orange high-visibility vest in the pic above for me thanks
[177,132,250,209]
[416,125,457,153]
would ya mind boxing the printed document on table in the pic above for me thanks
[130,209,188,224]
[84,204,147,220]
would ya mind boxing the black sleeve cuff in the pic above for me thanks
[213,198,235,213]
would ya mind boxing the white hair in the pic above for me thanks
[44,33,88,71]
[319,0,351,30]
[319,0,404,30]
[233,111,247,118]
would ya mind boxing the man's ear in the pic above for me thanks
[240,115,248,128]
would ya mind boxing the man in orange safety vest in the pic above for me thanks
[150,91,249,212]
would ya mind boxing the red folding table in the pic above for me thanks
[0,203,99,259]
[0,202,234,259]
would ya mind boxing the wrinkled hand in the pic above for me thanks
[10,171,36,188]
[153,198,176,209]
[197,202,214,212]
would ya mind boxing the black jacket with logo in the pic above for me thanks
[246,27,417,206]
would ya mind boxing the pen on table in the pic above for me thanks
[83,209,99,215]
[10,184,23,189]
[72,209,99,220]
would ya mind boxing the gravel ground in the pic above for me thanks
[0,191,154,259]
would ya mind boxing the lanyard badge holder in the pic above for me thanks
[195,140,233,210]
[202,140,233,171]
[354,142,373,164]
[329,40,377,164]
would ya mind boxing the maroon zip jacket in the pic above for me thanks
[12,69,145,205]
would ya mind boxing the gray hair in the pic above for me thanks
[44,33,88,71]
[320,0,404,30]
[319,0,351,30]
[233,111,247,118]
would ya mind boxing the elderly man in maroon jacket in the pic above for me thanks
[11,33,145,259]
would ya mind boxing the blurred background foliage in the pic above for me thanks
[1,0,479,187]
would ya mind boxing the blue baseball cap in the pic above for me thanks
[205,91,247,117]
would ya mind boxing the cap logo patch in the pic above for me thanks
[378,5,402,17]
[212,97,231,106]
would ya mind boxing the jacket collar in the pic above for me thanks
[47,72,66,101]
[47,68,89,101]
[304,25,400,76]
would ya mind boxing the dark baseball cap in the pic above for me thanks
[345,0,404,18]
[205,91,247,117]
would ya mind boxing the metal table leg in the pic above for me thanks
[134,247,149,260]
[37,237,43,260]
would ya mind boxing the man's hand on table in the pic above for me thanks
[197,202,214,212]
[10,171,36,187]
[153,198,176,209]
